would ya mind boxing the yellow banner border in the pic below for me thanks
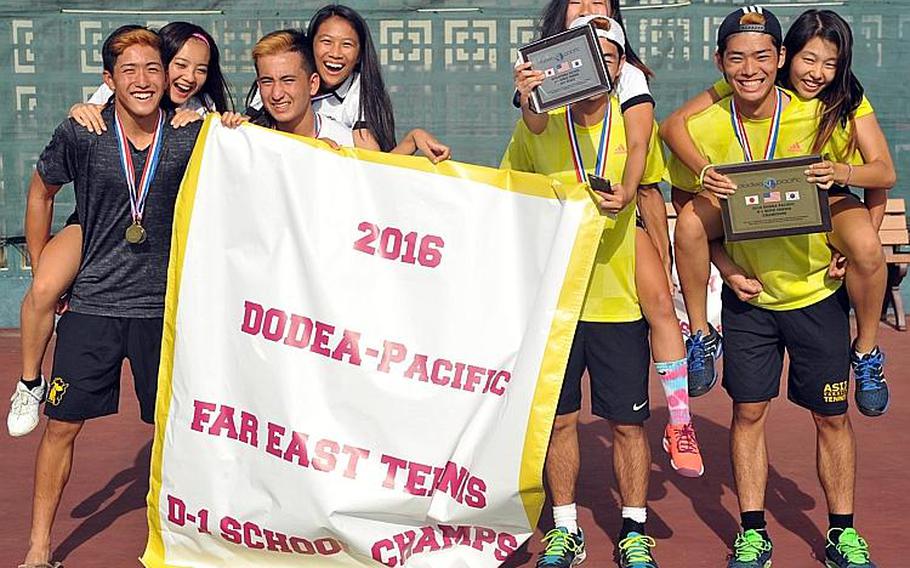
[141,116,214,567]
[517,185,603,527]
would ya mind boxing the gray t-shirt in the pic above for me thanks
[37,106,201,318]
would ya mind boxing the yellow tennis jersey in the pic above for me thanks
[713,78,872,163]
[501,96,666,322]
[667,90,842,311]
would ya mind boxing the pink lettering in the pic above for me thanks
[283,431,310,467]
[431,359,452,386]
[312,439,339,472]
[404,354,429,381]
[381,454,408,489]
[283,314,314,348]
[190,400,216,432]
[220,516,242,544]
[262,308,287,342]
[463,365,485,393]
[378,341,407,373]
[266,422,286,458]
[341,445,370,479]
[240,301,263,335]
[311,322,335,357]
[264,528,291,553]
[209,405,239,440]
[243,521,265,549]
[332,330,362,365]
[372,539,397,567]
[239,411,258,447]
[495,532,519,561]
[405,461,433,496]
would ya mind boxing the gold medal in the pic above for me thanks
[125,222,147,244]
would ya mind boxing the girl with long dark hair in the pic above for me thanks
[7,23,233,437]
[512,0,706,501]
[661,9,896,417]
[307,4,396,151]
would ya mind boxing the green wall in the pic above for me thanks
[1,0,908,326]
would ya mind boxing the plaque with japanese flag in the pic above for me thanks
[717,155,832,242]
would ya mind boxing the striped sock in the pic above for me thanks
[656,359,690,425]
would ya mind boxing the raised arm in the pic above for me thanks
[513,62,548,135]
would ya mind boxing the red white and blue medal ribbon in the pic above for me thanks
[730,87,782,162]
[114,109,164,228]
[565,102,611,183]
[314,113,322,138]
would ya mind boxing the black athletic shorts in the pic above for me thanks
[721,286,851,415]
[45,312,163,423]
[557,319,651,423]
[828,184,861,201]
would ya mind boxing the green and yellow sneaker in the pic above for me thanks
[617,532,658,567]
[536,527,586,567]
[825,528,876,567]
[727,529,772,567]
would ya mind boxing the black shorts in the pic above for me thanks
[557,319,651,423]
[720,287,851,415]
[45,312,163,423]
[828,184,861,201]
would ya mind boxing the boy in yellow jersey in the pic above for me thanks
[502,16,661,568]
[666,7,877,568]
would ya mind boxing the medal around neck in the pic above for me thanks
[114,108,164,247]
[519,25,612,114]
[125,222,147,244]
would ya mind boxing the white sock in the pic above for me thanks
[553,503,578,534]
[621,506,647,524]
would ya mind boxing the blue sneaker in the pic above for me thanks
[536,527,586,567]
[617,532,658,567]
[825,528,876,567]
[852,346,889,416]
[686,324,722,397]
[727,529,772,567]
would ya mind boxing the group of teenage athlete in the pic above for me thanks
[6,1,894,568]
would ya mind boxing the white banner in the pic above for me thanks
[142,117,603,567]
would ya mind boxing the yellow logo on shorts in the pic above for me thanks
[823,380,848,403]
[47,377,69,406]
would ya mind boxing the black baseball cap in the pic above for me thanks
[717,5,783,49]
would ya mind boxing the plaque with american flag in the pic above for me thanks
[518,25,612,113]
[716,155,831,242]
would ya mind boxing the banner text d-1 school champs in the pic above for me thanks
[142,117,603,567]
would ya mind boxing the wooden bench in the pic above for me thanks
[881,198,910,330]
[663,198,910,331]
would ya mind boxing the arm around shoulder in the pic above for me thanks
[659,86,722,174]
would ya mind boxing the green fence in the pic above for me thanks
[1,0,908,326]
